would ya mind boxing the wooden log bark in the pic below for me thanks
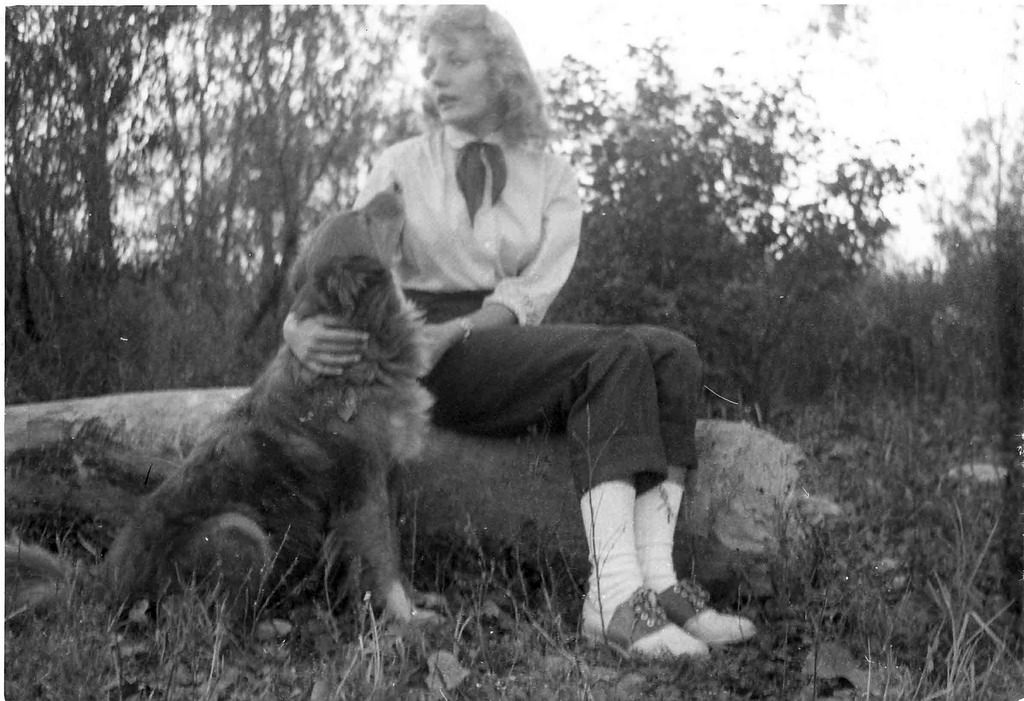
[5,389,828,597]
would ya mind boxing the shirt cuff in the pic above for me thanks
[484,287,543,326]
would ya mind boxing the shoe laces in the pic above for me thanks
[629,588,668,631]
[668,579,710,612]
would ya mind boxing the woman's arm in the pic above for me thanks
[419,301,517,372]
[419,153,582,373]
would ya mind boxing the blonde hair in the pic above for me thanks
[418,5,550,147]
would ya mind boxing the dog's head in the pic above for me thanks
[290,255,425,380]
[290,254,403,333]
[289,192,423,374]
[289,191,404,297]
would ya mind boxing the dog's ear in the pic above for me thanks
[298,255,389,326]
[289,277,330,322]
[289,255,389,324]
[289,212,361,297]
[344,257,405,340]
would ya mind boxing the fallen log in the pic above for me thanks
[4,389,834,597]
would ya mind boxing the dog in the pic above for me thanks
[8,191,441,625]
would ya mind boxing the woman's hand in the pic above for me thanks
[419,320,465,375]
[418,304,517,376]
[283,312,369,375]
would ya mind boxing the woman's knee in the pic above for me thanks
[627,325,701,371]
[578,329,661,396]
[599,328,655,369]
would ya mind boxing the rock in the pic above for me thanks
[946,462,1007,484]
[425,651,469,692]
[5,388,823,597]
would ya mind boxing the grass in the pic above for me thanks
[5,396,1023,699]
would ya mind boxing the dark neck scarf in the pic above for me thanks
[455,141,507,225]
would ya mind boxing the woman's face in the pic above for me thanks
[423,32,500,137]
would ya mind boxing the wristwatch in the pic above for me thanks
[456,317,474,343]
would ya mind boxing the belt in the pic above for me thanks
[402,289,493,324]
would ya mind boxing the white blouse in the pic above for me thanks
[352,125,582,325]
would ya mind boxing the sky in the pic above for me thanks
[468,2,1024,267]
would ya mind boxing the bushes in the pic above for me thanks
[4,16,1010,412]
[4,270,281,402]
[546,46,921,416]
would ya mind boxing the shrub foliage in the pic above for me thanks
[4,9,1020,419]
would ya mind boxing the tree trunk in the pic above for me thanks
[6,180,42,343]
[5,389,835,598]
[995,205,1024,636]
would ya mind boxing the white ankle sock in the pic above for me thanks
[634,480,684,593]
[579,481,643,625]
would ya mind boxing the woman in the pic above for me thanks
[284,5,755,659]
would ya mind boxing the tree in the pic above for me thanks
[5,7,183,333]
[932,16,1024,628]
[5,6,417,400]
[994,203,1024,635]
[136,6,418,346]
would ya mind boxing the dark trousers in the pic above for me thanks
[409,292,703,496]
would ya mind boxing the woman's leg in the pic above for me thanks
[424,324,708,656]
[624,325,702,473]
[578,480,707,656]
[625,326,756,644]
[423,324,669,493]
[619,326,700,592]
[632,476,755,645]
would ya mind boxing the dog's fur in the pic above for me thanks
[9,192,437,623]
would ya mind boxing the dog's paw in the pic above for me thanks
[413,589,449,614]
[398,590,447,627]
[407,606,446,626]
